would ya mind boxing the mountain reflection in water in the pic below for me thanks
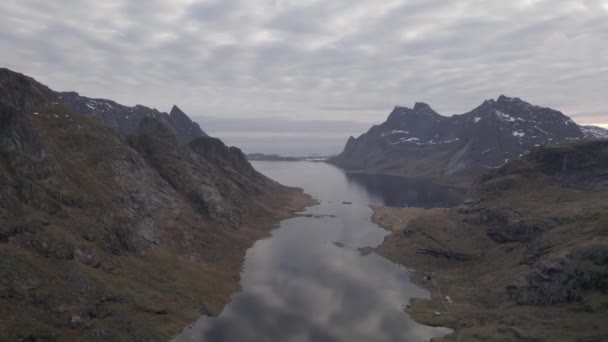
[344,172,465,208]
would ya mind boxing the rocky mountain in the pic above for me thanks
[329,96,597,186]
[0,68,312,341]
[374,140,608,341]
[582,125,608,140]
[60,92,206,143]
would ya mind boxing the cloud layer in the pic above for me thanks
[1,0,607,153]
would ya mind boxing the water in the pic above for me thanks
[343,172,465,208]
[174,162,463,342]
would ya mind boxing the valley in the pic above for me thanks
[1,68,606,342]
[173,161,461,341]
[2,2,607,341]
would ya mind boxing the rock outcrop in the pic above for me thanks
[128,118,274,227]
[507,256,608,305]
[329,96,595,186]
[460,140,608,305]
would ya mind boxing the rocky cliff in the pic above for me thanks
[0,68,312,341]
[329,96,601,186]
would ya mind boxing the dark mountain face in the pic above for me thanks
[169,105,207,142]
[60,92,207,143]
[329,96,590,185]
[127,118,270,227]
[0,69,56,111]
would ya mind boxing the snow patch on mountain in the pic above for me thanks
[495,110,516,122]
[581,125,608,140]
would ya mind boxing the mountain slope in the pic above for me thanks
[60,92,206,143]
[373,140,608,341]
[329,96,589,186]
[127,118,273,227]
[582,125,608,140]
[0,68,312,341]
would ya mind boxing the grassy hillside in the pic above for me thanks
[372,141,608,341]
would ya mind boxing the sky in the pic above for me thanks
[1,0,607,155]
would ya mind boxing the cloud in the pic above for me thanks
[1,0,607,154]
[196,116,372,155]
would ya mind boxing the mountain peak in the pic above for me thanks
[413,102,431,111]
[167,105,208,141]
[59,91,207,143]
[413,102,441,117]
[497,95,523,103]
[330,95,587,183]
[0,68,56,111]
[170,104,185,116]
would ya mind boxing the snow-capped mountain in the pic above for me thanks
[60,92,206,143]
[328,95,597,185]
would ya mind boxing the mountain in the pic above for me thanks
[60,92,206,143]
[328,96,595,186]
[373,140,608,340]
[582,125,608,140]
[0,68,312,341]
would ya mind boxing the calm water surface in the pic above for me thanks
[174,162,463,342]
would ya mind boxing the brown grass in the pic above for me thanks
[371,200,608,341]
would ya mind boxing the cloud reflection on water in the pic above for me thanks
[174,162,453,342]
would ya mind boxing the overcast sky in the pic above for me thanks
[2,0,607,154]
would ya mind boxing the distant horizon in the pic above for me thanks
[47,81,608,155]
[58,87,607,155]
[2,0,607,156]
[194,96,607,155]
[28,70,608,155]
[61,84,608,155]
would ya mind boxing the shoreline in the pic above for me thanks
[324,162,474,190]
[370,205,608,342]
[169,188,318,339]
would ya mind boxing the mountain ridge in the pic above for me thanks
[329,95,603,186]
[0,67,313,341]
[59,91,207,143]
